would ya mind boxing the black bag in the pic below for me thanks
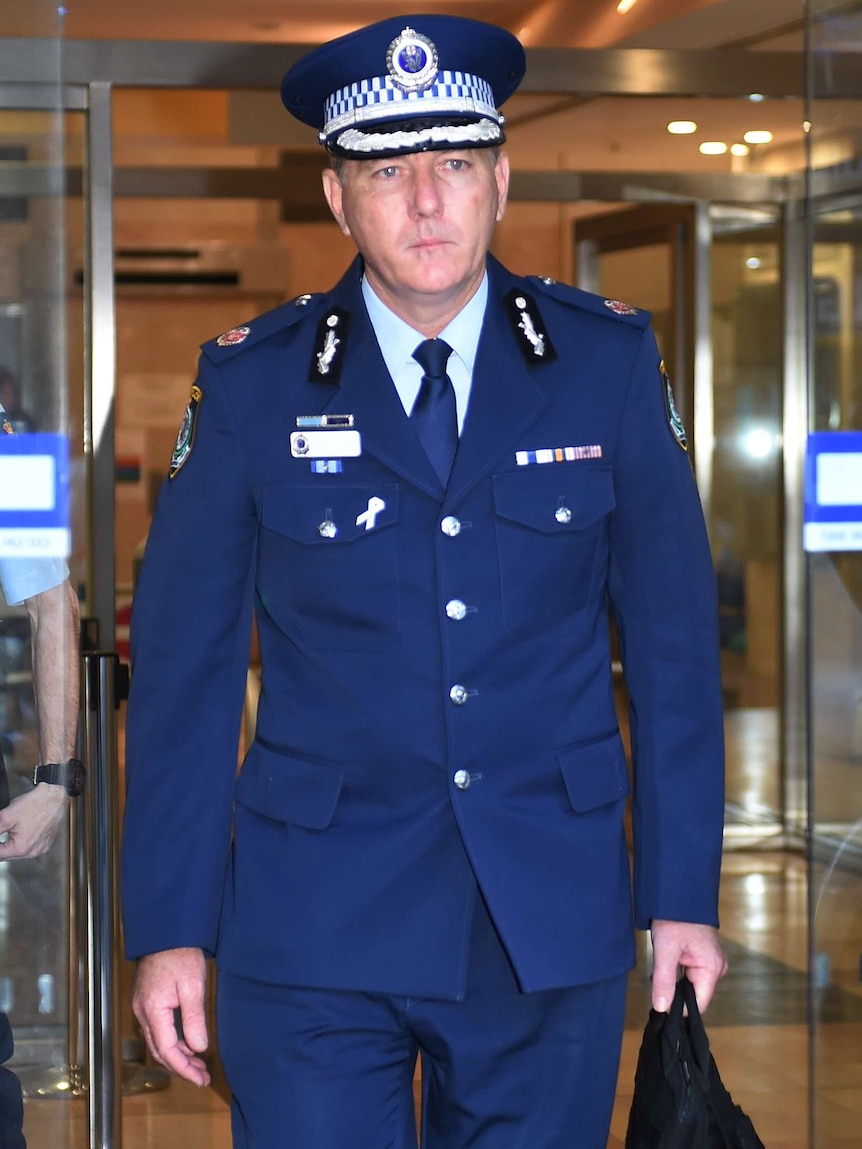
[625,977,765,1149]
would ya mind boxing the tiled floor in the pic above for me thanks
[8,709,862,1147]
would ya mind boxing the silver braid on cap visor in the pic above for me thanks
[333,118,504,155]
[321,70,500,138]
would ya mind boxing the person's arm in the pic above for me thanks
[606,325,727,1011]
[0,579,80,859]
[132,947,211,1087]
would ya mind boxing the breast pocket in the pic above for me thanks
[493,466,615,635]
[259,482,400,650]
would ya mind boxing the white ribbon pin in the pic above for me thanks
[356,496,386,531]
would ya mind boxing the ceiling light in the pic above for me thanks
[617,0,639,12]
[667,121,697,135]
[748,94,765,103]
[731,144,750,157]
[699,142,728,156]
[744,130,773,145]
[746,257,762,270]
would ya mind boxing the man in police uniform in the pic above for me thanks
[123,14,727,1149]
[0,408,82,1147]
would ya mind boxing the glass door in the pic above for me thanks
[808,4,862,1147]
[575,203,785,841]
[0,84,90,1149]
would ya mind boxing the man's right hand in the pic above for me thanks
[132,947,211,1087]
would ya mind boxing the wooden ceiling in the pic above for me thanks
[7,0,803,49]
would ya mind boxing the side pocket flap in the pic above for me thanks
[235,743,344,830]
[558,734,630,813]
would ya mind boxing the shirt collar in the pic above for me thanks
[361,271,488,382]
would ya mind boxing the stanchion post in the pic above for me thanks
[83,652,122,1149]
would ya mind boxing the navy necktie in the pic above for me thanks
[411,338,457,485]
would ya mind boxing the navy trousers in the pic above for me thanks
[218,897,627,1149]
[0,1014,25,1149]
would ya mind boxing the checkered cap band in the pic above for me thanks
[323,71,499,138]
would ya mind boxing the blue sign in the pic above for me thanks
[805,431,862,552]
[0,433,71,558]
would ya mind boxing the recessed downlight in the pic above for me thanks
[731,144,751,157]
[700,142,728,156]
[744,130,773,145]
[617,0,638,12]
[667,120,698,135]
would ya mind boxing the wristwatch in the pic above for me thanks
[33,759,86,797]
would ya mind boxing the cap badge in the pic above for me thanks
[216,325,251,347]
[604,299,639,317]
[387,27,439,92]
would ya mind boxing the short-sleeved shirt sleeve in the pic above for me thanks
[0,558,68,606]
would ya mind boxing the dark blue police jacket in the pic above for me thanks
[121,254,725,1000]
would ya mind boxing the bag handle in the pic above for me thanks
[661,977,712,1078]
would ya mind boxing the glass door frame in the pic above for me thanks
[0,79,117,649]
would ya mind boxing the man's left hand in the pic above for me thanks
[0,785,69,860]
[650,919,728,1014]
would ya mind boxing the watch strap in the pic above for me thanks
[33,759,86,797]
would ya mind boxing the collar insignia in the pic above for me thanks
[309,308,350,385]
[505,289,557,367]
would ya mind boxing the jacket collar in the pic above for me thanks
[317,254,551,502]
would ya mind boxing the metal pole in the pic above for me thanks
[83,652,122,1149]
[86,81,117,651]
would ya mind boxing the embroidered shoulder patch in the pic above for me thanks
[170,384,202,477]
[661,361,687,451]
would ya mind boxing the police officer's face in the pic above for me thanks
[323,147,509,328]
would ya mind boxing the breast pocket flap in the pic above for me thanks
[493,467,615,533]
[261,483,399,545]
[235,743,344,829]
[558,734,630,813]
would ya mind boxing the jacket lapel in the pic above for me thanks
[446,257,551,502]
[315,259,443,498]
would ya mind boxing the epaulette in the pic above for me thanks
[200,291,326,363]
[525,275,651,330]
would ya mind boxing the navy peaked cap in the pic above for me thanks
[281,14,525,159]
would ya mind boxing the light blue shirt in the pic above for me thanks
[361,273,488,435]
[0,558,66,607]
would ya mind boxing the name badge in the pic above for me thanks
[290,430,362,459]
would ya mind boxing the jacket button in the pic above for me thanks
[317,520,338,538]
[446,599,467,621]
[441,516,461,537]
[453,769,471,790]
[555,506,572,524]
[449,684,469,706]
